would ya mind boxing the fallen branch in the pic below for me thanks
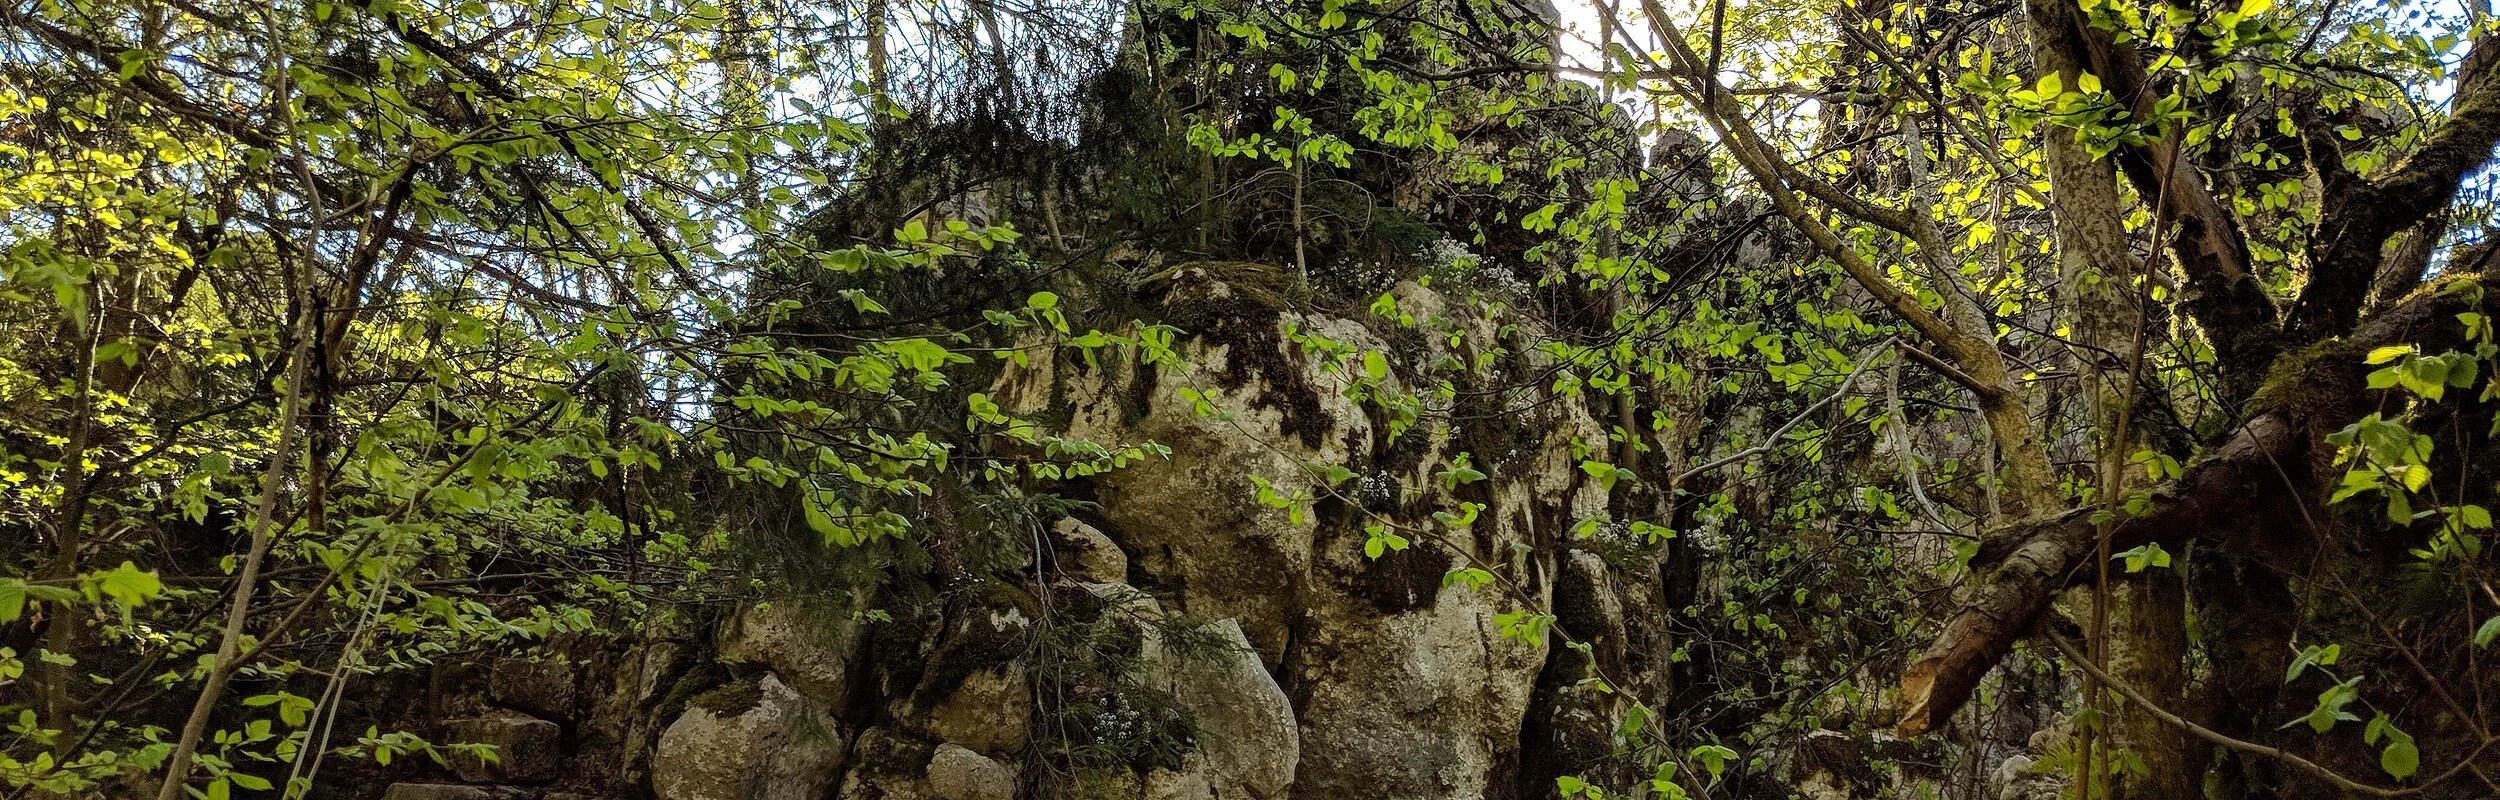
[1896,409,2309,736]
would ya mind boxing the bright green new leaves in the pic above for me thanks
[2286,643,2341,683]
[0,565,167,627]
[78,562,163,621]
[1435,453,1487,490]
[1579,460,1635,492]
[240,693,318,728]
[1689,744,1739,782]
[2364,714,2420,781]
[2113,542,2172,573]
[2365,345,2480,402]
[1442,567,1494,590]
[0,578,80,625]
[1493,610,1557,645]
[1250,475,1313,526]
[2283,675,2366,734]
[1363,524,1411,559]
[2327,413,2437,523]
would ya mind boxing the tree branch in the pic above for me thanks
[2045,631,2491,796]
[2287,28,2500,343]
[1897,276,2497,736]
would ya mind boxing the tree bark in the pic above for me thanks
[2025,4,2195,792]
[1898,275,2498,736]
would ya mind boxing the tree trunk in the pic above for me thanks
[2026,1,2196,792]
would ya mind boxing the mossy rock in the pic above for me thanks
[1136,261,1339,449]
[1141,261,1300,332]
[687,677,767,716]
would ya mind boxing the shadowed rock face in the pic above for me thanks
[519,274,1639,800]
[990,275,1609,798]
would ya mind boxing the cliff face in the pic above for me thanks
[378,266,1664,800]
[358,19,2039,800]
[654,267,1624,800]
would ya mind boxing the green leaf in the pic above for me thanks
[2366,714,2419,779]
[2114,542,2171,572]
[2384,738,2419,780]
[1026,291,1059,310]
[805,497,854,547]
[2475,616,2500,647]
[82,562,163,619]
[2366,345,2415,365]
[2281,675,2365,733]
[1580,460,1628,491]
[2286,643,2340,682]
[1690,744,1738,781]
[1442,567,1494,590]
[1362,524,1409,559]
[2463,505,2494,529]
[1436,454,1487,488]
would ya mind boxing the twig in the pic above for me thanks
[155,11,325,796]
[1886,360,1960,534]
[1674,340,1893,483]
[2044,631,2484,797]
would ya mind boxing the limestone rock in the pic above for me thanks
[834,726,940,800]
[987,278,1609,799]
[1151,619,1296,798]
[1076,581,1164,619]
[1992,755,2064,800]
[446,710,561,784]
[727,597,863,707]
[1050,518,1127,583]
[1068,768,1143,800]
[924,743,1016,800]
[1075,581,1167,664]
[1142,752,1215,800]
[491,655,575,721]
[924,664,1030,754]
[911,600,1035,755]
[653,674,845,800]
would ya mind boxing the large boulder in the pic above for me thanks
[1143,752,1216,800]
[923,743,1017,800]
[1050,518,1128,584]
[726,596,864,707]
[1148,619,1297,798]
[445,710,561,784]
[652,674,846,800]
[914,603,1036,755]
[923,664,1029,754]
